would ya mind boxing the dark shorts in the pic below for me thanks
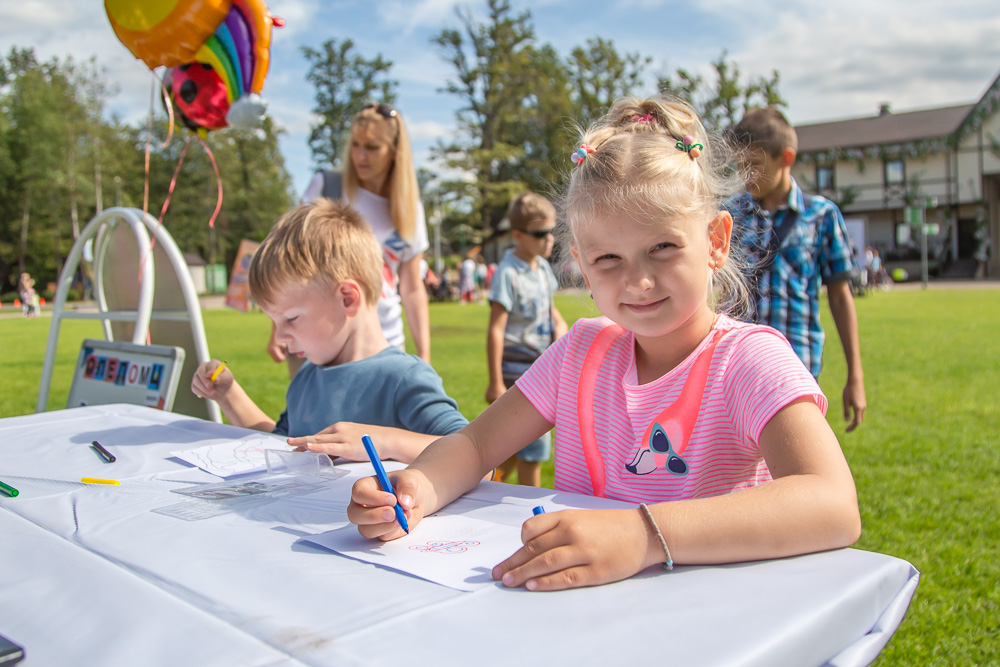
[502,346,551,462]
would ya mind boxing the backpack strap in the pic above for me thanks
[576,324,626,498]
[576,325,728,496]
[321,170,343,200]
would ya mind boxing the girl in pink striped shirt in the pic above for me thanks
[349,96,861,591]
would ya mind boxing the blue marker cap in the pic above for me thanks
[532,506,546,516]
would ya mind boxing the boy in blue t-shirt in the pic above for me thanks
[192,199,467,463]
[485,192,567,486]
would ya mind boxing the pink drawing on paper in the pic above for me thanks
[409,540,481,554]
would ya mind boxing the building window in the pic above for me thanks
[816,165,835,192]
[885,159,905,186]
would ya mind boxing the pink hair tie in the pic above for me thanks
[631,114,654,123]
[571,143,596,166]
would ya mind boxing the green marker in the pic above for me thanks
[0,480,19,497]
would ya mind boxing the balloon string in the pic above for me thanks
[157,134,193,233]
[157,72,175,149]
[194,135,224,229]
[143,76,155,217]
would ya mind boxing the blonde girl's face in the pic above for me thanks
[572,209,730,347]
[350,123,396,193]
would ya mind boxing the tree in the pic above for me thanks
[0,46,296,294]
[658,50,785,131]
[432,0,548,232]
[568,37,651,126]
[302,39,396,170]
[0,48,83,284]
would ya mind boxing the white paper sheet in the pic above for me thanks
[171,435,293,478]
[304,513,526,591]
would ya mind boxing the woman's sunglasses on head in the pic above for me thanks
[364,103,397,119]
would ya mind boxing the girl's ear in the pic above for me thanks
[569,244,591,291]
[708,211,732,269]
[339,280,363,315]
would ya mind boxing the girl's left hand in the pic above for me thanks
[492,509,652,591]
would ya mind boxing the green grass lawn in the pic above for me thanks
[3,288,998,663]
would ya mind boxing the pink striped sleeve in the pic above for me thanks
[725,329,827,445]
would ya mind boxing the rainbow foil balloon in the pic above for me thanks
[106,0,283,133]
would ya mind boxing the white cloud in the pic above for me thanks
[407,119,451,141]
[725,1,1000,122]
[0,1,77,31]
[266,0,318,38]
[377,0,464,33]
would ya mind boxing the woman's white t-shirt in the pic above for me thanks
[302,173,429,348]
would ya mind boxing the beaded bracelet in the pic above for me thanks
[639,503,674,571]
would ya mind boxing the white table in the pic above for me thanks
[0,405,918,666]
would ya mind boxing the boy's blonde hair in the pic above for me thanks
[728,107,798,158]
[249,199,383,308]
[564,94,750,317]
[507,192,556,231]
[342,104,421,241]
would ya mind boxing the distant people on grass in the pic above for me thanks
[474,254,488,300]
[348,95,861,591]
[484,192,567,487]
[459,254,477,304]
[278,103,430,380]
[17,272,39,318]
[974,219,990,280]
[727,107,867,432]
[192,200,466,463]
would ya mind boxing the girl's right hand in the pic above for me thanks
[190,360,232,400]
[347,470,427,541]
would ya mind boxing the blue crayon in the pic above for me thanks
[532,506,546,516]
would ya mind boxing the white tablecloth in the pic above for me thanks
[0,405,918,666]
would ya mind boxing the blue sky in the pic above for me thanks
[3,0,1000,198]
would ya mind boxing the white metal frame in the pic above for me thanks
[36,207,222,422]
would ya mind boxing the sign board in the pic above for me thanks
[224,239,260,312]
[67,339,186,411]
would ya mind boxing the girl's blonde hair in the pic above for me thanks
[249,199,383,308]
[563,94,751,318]
[342,105,420,241]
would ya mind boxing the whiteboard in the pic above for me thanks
[844,217,868,261]
[67,339,186,411]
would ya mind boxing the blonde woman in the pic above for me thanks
[270,104,431,377]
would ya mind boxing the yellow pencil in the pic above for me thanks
[81,477,120,486]
[209,360,228,382]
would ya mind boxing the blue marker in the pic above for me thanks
[532,506,546,516]
[362,434,409,534]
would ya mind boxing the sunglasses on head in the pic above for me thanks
[363,103,398,119]
[522,228,555,239]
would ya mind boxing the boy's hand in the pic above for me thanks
[484,381,507,404]
[266,326,288,363]
[347,470,427,541]
[287,422,369,460]
[491,509,650,591]
[191,360,233,400]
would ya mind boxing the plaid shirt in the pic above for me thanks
[728,179,858,377]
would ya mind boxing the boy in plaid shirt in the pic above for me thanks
[727,108,866,432]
